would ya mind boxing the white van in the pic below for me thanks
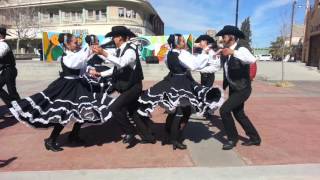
[258,54,272,61]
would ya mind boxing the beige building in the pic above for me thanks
[303,0,320,69]
[284,24,305,46]
[0,0,164,52]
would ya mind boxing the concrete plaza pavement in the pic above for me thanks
[0,60,319,179]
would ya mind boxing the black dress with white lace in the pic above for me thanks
[9,50,114,128]
[137,49,224,117]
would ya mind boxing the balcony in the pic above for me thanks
[107,17,143,26]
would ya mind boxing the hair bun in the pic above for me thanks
[58,33,66,44]
[167,34,175,47]
[85,34,97,45]
[85,35,91,44]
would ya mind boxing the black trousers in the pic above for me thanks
[200,73,215,87]
[109,82,142,135]
[0,67,21,107]
[49,123,82,142]
[132,112,155,140]
[219,86,260,141]
[165,106,191,142]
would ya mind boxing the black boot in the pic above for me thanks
[172,141,187,150]
[122,134,136,144]
[222,139,239,150]
[241,138,261,146]
[44,138,64,152]
[161,135,171,146]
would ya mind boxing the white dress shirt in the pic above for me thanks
[177,49,210,71]
[99,42,137,77]
[197,47,221,73]
[232,43,256,64]
[0,39,10,58]
[59,47,93,76]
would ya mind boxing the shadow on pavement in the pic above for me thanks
[186,115,248,144]
[0,117,18,130]
[0,157,17,168]
[0,105,18,129]
[57,114,248,149]
[58,121,123,148]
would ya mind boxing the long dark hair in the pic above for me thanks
[85,34,98,45]
[58,33,73,48]
[167,34,182,49]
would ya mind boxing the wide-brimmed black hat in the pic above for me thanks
[216,25,245,39]
[195,35,215,43]
[105,26,132,38]
[0,27,11,36]
[127,28,137,38]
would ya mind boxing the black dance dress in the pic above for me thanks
[10,50,114,128]
[137,49,224,117]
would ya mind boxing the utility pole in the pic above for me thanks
[235,0,239,27]
[289,0,297,47]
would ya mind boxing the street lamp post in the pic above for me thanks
[235,0,239,27]
[289,0,297,48]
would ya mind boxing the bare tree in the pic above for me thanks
[277,9,291,85]
[280,22,290,82]
[1,3,40,53]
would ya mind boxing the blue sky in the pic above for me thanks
[149,0,312,48]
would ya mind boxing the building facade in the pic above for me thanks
[303,0,320,69]
[0,0,164,52]
[284,24,305,47]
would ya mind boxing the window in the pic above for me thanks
[71,11,76,21]
[126,10,132,18]
[42,13,49,19]
[63,12,71,21]
[95,10,99,20]
[87,10,94,19]
[118,8,136,19]
[42,12,50,22]
[118,8,124,18]
[101,9,106,19]
[49,12,59,23]
[33,13,39,21]
[132,11,136,18]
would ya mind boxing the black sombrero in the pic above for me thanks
[195,35,215,43]
[105,26,133,38]
[216,25,245,39]
[127,28,137,38]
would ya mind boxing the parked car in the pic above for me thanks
[258,54,272,61]
[273,56,282,61]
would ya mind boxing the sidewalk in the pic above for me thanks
[1,164,320,180]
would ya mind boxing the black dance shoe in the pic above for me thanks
[3,112,13,118]
[222,140,238,150]
[122,134,136,144]
[161,137,171,146]
[44,139,64,152]
[68,134,86,145]
[241,138,261,146]
[172,141,187,150]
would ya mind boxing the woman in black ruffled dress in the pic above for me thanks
[10,33,113,152]
[136,34,224,150]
